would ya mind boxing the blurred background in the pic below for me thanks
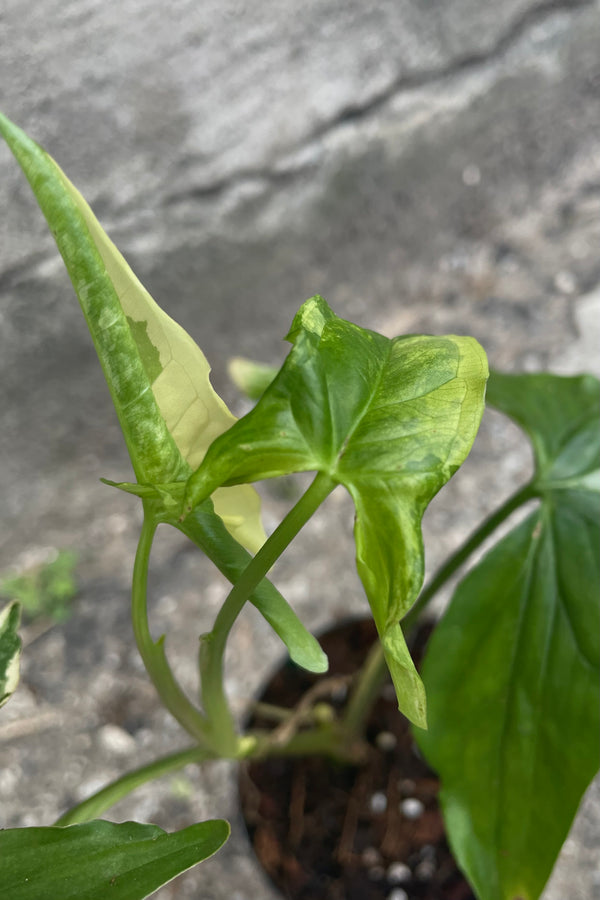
[1,2,599,897]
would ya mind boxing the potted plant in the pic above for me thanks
[0,112,598,900]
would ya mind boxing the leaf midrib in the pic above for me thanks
[493,496,597,895]
[549,496,598,671]
[324,341,394,478]
[493,509,542,897]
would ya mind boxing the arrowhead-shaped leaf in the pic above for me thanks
[0,111,261,552]
[0,113,326,674]
[186,296,488,726]
[0,818,229,900]
[416,372,600,900]
[0,601,22,708]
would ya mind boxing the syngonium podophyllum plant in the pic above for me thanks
[0,112,598,900]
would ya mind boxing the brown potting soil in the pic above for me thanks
[239,618,475,900]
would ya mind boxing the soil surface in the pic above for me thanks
[240,619,475,900]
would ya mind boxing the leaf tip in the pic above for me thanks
[291,644,329,675]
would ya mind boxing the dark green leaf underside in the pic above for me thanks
[418,371,600,900]
[418,498,599,900]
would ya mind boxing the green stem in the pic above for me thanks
[132,505,211,745]
[54,725,356,828]
[243,724,366,764]
[343,481,536,737]
[251,702,295,723]
[55,746,214,826]
[342,635,389,737]
[201,472,336,755]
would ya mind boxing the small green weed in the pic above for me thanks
[0,550,78,624]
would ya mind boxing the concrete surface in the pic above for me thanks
[1,1,599,897]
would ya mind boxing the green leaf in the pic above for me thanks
[416,372,600,900]
[0,818,229,900]
[0,601,22,708]
[0,113,325,674]
[186,296,488,726]
[487,371,600,488]
[0,551,78,623]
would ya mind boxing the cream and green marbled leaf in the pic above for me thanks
[0,113,326,673]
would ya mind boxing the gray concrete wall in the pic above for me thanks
[2,0,600,556]
[1,2,599,897]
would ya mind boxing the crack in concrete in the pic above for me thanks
[311,0,593,137]
[163,0,593,209]
[163,164,300,206]
[0,0,594,284]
